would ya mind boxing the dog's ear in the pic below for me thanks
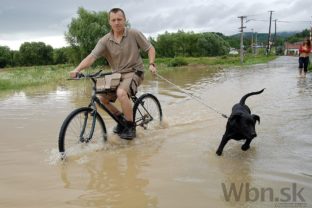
[252,114,260,124]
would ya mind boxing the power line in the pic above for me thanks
[277,20,311,23]
[247,19,269,22]
[246,19,311,23]
[242,12,268,17]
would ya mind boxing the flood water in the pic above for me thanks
[0,56,311,208]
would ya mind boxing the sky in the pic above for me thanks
[1,0,311,50]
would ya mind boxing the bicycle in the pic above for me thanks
[58,70,162,158]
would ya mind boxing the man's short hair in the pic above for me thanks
[109,8,126,20]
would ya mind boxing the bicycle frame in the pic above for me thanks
[73,71,158,138]
[59,71,162,156]
[88,78,126,127]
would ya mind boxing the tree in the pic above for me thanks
[53,47,68,64]
[65,7,110,64]
[201,32,230,56]
[286,29,310,43]
[155,31,176,57]
[0,46,12,68]
[154,31,230,57]
[19,42,53,66]
[11,50,21,67]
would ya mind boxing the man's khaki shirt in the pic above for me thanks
[91,28,152,73]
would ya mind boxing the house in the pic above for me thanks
[229,48,239,55]
[284,41,303,56]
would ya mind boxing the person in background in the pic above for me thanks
[69,8,157,140]
[298,39,311,78]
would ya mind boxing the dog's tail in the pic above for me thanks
[239,88,265,105]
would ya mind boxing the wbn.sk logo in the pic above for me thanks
[221,182,306,206]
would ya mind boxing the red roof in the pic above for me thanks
[284,42,303,50]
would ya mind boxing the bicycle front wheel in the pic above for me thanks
[133,93,162,130]
[58,107,107,156]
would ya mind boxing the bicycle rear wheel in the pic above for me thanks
[133,93,162,130]
[58,107,107,156]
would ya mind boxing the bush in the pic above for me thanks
[167,57,188,67]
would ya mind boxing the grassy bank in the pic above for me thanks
[149,54,277,69]
[0,55,276,91]
[0,65,73,91]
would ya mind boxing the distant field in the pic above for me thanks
[0,55,277,91]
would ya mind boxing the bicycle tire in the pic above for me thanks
[58,107,107,155]
[133,93,162,130]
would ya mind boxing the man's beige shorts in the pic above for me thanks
[99,72,144,102]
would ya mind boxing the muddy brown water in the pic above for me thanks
[0,56,311,208]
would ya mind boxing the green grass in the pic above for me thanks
[0,65,72,91]
[1,54,277,91]
[144,54,276,69]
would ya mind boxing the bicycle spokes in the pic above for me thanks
[133,94,162,130]
[136,108,153,129]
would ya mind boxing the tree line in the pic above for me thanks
[0,7,310,68]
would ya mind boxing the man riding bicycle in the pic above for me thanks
[69,8,157,140]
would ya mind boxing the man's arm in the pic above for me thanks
[148,46,157,74]
[69,54,97,78]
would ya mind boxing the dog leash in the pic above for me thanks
[156,73,228,119]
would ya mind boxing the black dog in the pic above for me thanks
[216,89,264,156]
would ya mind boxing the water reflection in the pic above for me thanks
[58,138,164,208]
[217,147,256,208]
[297,77,312,95]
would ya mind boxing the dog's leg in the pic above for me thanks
[216,135,230,156]
[241,139,252,151]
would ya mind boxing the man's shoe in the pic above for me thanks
[113,124,124,134]
[113,114,125,134]
[119,121,136,140]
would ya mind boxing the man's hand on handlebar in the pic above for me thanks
[69,70,80,78]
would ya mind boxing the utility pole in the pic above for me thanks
[238,16,247,64]
[266,11,274,55]
[251,28,254,55]
[255,31,258,55]
[273,19,277,44]
[273,19,277,54]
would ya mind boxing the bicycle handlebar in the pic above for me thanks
[68,70,113,80]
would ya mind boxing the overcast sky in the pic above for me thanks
[1,0,311,50]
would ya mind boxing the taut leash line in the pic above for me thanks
[156,73,228,119]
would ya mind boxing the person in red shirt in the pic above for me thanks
[298,39,311,78]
